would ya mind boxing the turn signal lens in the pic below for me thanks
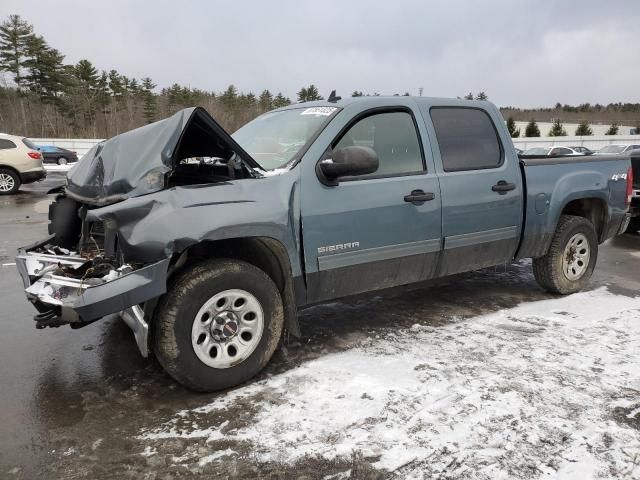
[27,151,42,159]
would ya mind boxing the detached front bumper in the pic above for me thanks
[16,242,170,356]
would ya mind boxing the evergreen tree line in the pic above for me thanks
[0,14,301,138]
[505,116,620,138]
[0,14,638,139]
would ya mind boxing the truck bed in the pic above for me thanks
[516,154,631,259]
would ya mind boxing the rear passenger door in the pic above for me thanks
[424,105,523,275]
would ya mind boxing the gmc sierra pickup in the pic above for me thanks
[16,97,633,391]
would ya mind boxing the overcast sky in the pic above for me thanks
[1,0,638,107]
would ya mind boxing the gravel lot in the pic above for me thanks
[1,173,639,479]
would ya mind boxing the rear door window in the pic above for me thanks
[0,139,17,149]
[551,147,573,155]
[430,107,503,172]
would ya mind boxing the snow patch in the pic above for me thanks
[198,448,236,466]
[141,288,640,477]
[44,163,75,172]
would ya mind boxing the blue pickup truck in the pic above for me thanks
[16,97,633,391]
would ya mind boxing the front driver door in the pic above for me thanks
[300,105,443,303]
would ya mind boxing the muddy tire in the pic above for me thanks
[48,195,81,249]
[533,215,598,294]
[153,259,284,392]
[0,168,20,195]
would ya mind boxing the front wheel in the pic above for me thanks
[57,157,68,165]
[533,215,598,294]
[153,259,284,392]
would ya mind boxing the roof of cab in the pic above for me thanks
[274,95,493,112]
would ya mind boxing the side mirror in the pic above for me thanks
[317,146,379,186]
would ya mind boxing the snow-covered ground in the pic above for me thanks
[139,288,640,479]
[44,163,75,172]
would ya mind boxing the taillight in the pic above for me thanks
[627,166,634,206]
[27,151,42,160]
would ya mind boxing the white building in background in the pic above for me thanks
[512,121,637,137]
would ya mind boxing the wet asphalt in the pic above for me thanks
[0,173,638,479]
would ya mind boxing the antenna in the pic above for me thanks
[327,90,341,103]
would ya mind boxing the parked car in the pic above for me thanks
[628,150,640,234]
[16,98,632,391]
[37,145,79,165]
[522,146,585,156]
[596,144,640,155]
[568,146,594,155]
[0,133,46,195]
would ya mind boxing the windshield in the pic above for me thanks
[523,147,551,155]
[232,107,338,170]
[598,145,626,154]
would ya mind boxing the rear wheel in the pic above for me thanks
[153,259,284,392]
[0,168,20,195]
[57,157,68,165]
[533,215,598,294]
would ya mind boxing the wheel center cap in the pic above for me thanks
[222,321,239,337]
[211,311,239,340]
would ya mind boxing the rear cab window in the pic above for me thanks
[429,107,503,172]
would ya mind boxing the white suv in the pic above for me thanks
[0,133,46,195]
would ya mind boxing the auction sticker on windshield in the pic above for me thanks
[301,107,337,116]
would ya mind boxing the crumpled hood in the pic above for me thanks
[66,107,259,205]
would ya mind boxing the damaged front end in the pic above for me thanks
[16,107,260,357]
[16,231,170,356]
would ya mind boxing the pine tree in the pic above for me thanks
[605,123,619,135]
[464,92,474,100]
[141,77,156,124]
[548,119,567,136]
[506,117,520,138]
[74,59,99,93]
[273,92,291,108]
[220,84,238,109]
[23,36,65,100]
[108,70,125,97]
[524,120,540,137]
[297,84,323,102]
[72,59,100,131]
[351,91,364,97]
[575,122,593,136]
[475,92,488,101]
[0,14,34,88]
[258,89,273,111]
